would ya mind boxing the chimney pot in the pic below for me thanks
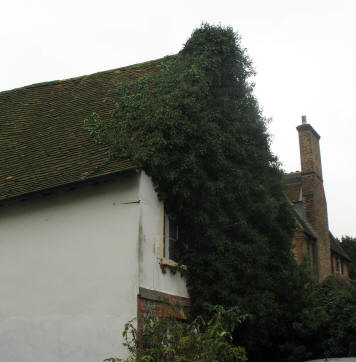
[302,115,307,124]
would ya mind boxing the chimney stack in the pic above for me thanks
[296,116,331,281]
[297,116,323,180]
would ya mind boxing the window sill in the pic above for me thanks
[159,257,187,274]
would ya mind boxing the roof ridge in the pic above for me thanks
[284,171,301,176]
[329,232,352,261]
[0,58,164,95]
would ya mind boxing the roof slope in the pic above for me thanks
[284,173,351,262]
[330,232,352,261]
[291,201,317,239]
[0,59,161,201]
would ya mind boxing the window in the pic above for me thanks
[163,213,178,261]
[306,238,318,275]
[158,204,185,271]
[336,256,343,274]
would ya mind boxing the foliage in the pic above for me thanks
[262,276,356,361]
[85,23,300,361]
[104,279,356,362]
[85,23,356,361]
[104,304,248,362]
[341,236,356,279]
[298,277,356,359]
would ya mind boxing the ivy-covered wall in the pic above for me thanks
[84,24,305,360]
[84,24,356,361]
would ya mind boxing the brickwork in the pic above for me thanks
[297,124,323,179]
[331,252,349,278]
[137,287,190,328]
[297,123,331,281]
[294,230,307,265]
[293,229,318,276]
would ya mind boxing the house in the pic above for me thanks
[0,58,351,361]
[283,116,351,281]
[0,60,189,362]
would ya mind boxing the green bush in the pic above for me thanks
[104,305,248,362]
[305,278,356,358]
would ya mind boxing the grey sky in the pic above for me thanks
[1,0,355,237]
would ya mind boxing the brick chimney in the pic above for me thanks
[298,116,323,180]
[297,116,331,281]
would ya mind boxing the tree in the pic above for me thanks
[299,277,356,359]
[341,236,356,280]
[85,23,315,361]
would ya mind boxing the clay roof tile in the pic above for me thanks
[0,59,162,201]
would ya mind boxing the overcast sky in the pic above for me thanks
[1,0,355,237]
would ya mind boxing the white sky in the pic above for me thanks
[1,0,355,237]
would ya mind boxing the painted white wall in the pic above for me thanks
[0,174,141,362]
[0,171,188,362]
[138,171,188,298]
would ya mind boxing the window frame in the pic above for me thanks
[157,203,186,270]
[336,256,343,274]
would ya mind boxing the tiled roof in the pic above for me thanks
[291,201,317,239]
[330,232,352,262]
[0,59,162,201]
[283,172,302,203]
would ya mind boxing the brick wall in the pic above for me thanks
[297,123,331,281]
[293,229,318,277]
[137,287,190,328]
[294,230,307,265]
[331,252,349,278]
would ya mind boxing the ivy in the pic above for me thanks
[84,24,312,361]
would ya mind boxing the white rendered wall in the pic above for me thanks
[138,171,188,298]
[0,174,141,362]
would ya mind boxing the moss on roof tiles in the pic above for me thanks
[0,59,162,201]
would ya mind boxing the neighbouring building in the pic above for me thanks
[283,116,351,281]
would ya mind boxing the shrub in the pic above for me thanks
[104,304,248,362]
